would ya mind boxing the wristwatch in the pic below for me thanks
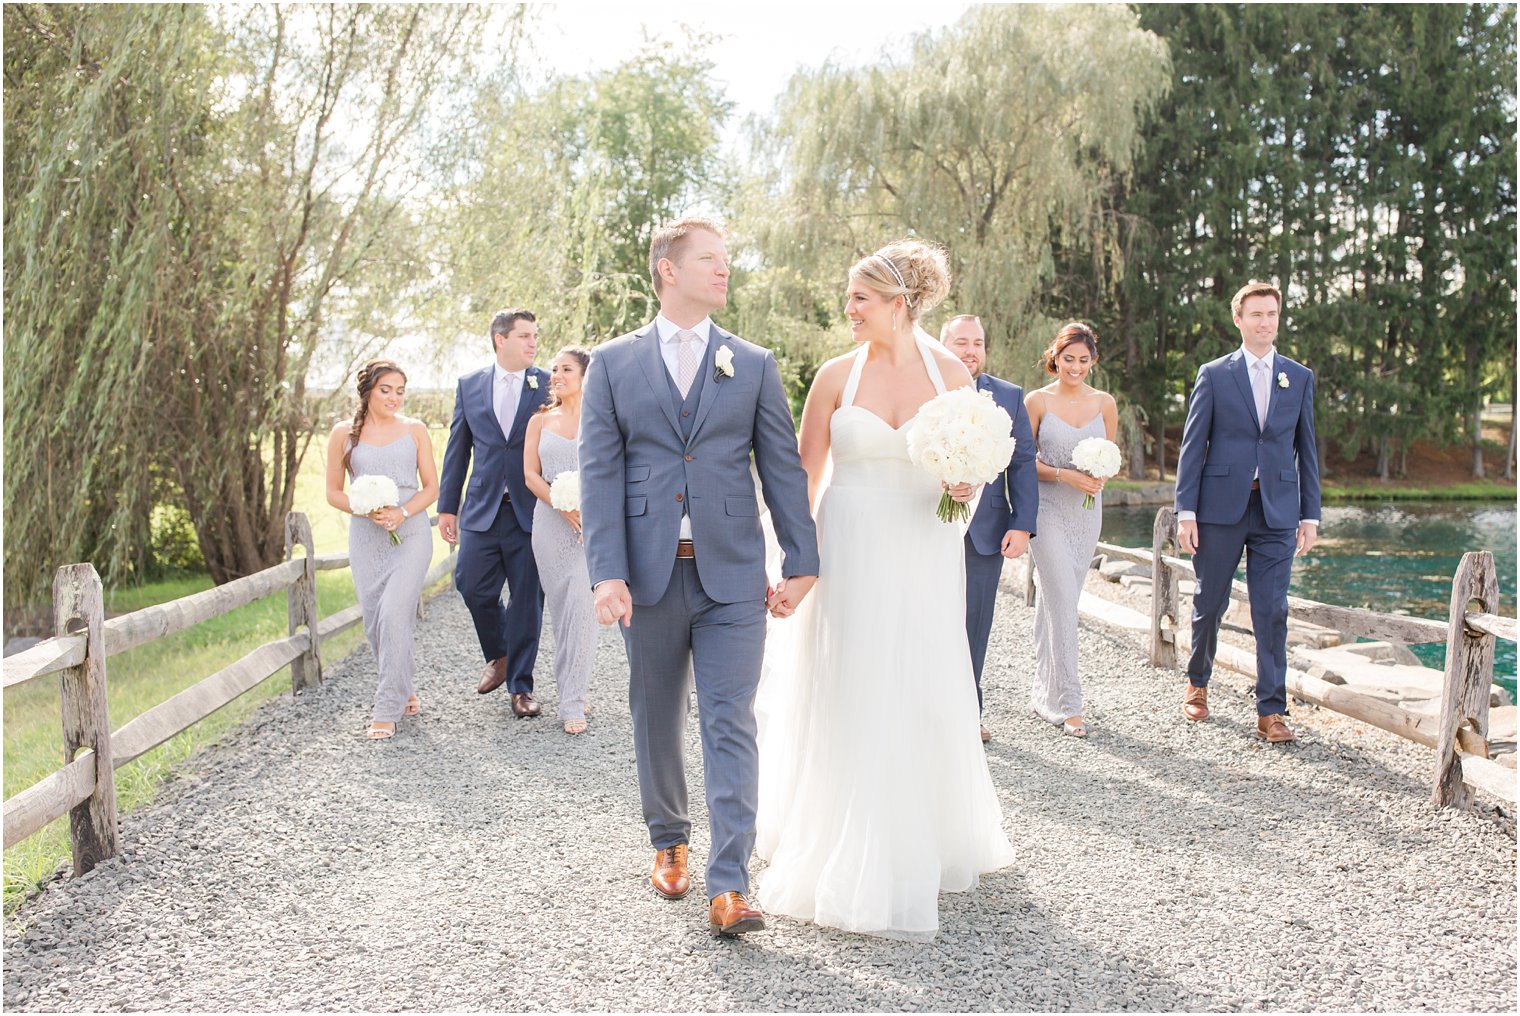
[399,507,410,520]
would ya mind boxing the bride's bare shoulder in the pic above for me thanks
[811,354,855,390]
[930,346,974,389]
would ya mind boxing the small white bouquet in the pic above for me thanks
[1068,437,1122,509]
[549,470,581,512]
[906,387,1017,524]
[349,474,403,544]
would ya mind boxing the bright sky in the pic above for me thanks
[522,2,972,139]
[322,2,974,390]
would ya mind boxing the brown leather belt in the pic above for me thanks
[501,491,512,503]
[675,541,695,559]
[1251,480,1261,491]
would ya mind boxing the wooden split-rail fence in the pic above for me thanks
[1,506,1512,890]
[2,512,456,879]
[1020,507,1517,809]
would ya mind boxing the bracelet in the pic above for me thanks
[1055,468,1062,483]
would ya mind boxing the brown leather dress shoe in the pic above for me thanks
[708,891,765,936]
[477,658,507,695]
[979,725,991,743]
[651,844,690,899]
[511,692,541,718]
[1257,714,1295,742]
[1183,683,1210,721]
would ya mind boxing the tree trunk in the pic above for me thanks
[1376,435,1391,481]
[1506,409,1516,482]
[1471,400,1486,479]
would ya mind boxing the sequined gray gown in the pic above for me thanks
[530,429,595,723]
[1028,412,1106,723]
[349,435,432,724]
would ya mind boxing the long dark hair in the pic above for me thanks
[343,359,406,475]
[538,346,591,413]
[1041,322,1099,375]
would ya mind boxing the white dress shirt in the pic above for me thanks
[655,314,712,380]
[654,314,712,540]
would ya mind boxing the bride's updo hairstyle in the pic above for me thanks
[1042,322,1099,375]
[849,239,952,323]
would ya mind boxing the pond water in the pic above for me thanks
[1099,501,1517,694]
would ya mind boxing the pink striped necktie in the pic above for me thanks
[675,329,700,398]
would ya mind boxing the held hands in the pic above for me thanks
[1000,530,1030,560]
[594,579,634,628]
[766,576,817,619]
[438,513,459,545]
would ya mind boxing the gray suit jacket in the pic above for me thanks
[580,321,819,605]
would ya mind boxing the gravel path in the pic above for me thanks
[4,580,1515,1012]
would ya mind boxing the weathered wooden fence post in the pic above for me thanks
[285,512,322,692]
[1149,507,1179,668]
[54,563,119,873]
[1432,551,1498,809]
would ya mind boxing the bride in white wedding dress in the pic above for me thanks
[755,239,1015,941]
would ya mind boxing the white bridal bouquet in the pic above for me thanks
[549,470,581,512]
[349,474,404,544]
[906,387,1017,524]
[1069,437,1122,509]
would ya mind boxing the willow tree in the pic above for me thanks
[4,4,492,613]
[429,39,733,348]
[732,4,1170,390]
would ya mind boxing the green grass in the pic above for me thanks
[1322,479,1517,502]
[3,427,454,914]
[1104,477,1516,503]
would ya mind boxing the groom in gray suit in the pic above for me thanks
[580,217,819,937]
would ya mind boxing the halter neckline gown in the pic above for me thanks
[756,338,1015,941]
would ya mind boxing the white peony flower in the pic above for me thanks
[348,474,400,515]
[549,470,581,512]
[905,386,1017,523]
[1277,371,1289,389]
[714,345,735,380]
[348,474,404,543]
[1069,437,1122,509]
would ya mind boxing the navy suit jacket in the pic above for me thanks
[1174,349,1321,531]
[967,372,1039,556]
[437,363,552,532]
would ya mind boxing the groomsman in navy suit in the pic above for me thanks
[1174,281,1320,743]
[943,315,1038,744]
[438,308,552,718]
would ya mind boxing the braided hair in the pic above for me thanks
[342,359,406,476]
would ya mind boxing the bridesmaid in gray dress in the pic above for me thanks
[1025,323,1118,738]
[523,347,596,735]
[324,360,440,740]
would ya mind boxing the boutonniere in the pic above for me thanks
[714,345,735,381]
[1277,371,1289,389]
[526,374,538,390]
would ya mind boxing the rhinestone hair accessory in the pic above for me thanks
[874,253,907,290]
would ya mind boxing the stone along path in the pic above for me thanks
[3,582,1515,1011]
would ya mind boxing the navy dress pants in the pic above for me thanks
[1186,490,1296,716]
[455,500,544,694]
